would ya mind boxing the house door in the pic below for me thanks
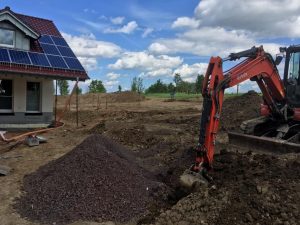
[26,82,41,112]
[0,79,13,113]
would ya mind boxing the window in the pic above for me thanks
[0,79,13,113]
[0,28,15,47]
[26,82,41,112]
[288,52,300,80]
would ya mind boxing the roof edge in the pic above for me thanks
[0,9,39,38]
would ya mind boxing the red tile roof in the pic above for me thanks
[0,7,89,80]
[14,13,62,37]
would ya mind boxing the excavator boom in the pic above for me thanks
[181,46,300,187]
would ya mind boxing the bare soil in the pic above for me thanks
[0,92,299,225]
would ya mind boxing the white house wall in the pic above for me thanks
[0,74,54,126]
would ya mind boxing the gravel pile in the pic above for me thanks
[14,134,159,224]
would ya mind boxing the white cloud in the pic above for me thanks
[62,32,122,71]
[106,72,121,80]
[110,16,125,25]
[104,21,138,34]
[142,28,154,38]
[148,42,171,54]
[145,68,173,77]
[62,32,122,58]
[173,63,208,82]
[103,80,120,90]
[194,0,300,38]
[108,51,183,71]
[77,57,98,71]
[172,17,200,29]
[149,27,255,57]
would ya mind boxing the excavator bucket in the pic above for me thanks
[228,131,300,154]
[179,169,208,189]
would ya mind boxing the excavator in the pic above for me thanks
[181,45,300,187]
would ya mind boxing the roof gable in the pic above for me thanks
[0,7,89,81]
[0,10,39,38]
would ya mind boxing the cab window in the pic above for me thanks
[288,52,300,80]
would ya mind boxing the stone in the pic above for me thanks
[245,213,254,222]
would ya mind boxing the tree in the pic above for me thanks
[136,77,144,93]
[88,80,106,93]
[195,74,204,93]
[118,85,122,92]
[131,77,137,92]
[173,73,183,87]
[145,79,169,93]
[57,80,69,95]
[131,77,144,93]
[168,83,175,93]
[76,87,82,95]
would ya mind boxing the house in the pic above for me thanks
[0,6,89,129]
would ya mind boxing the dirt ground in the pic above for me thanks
[0,93,299,225]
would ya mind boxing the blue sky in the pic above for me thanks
[2,0,300,93]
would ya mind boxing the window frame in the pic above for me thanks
[0,79,14,113]
[0,27,15,48]
[26,81,42,113]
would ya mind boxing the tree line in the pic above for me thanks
[145,73,204,94]
[56,73,204,96]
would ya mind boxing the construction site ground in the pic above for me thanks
[0,92,299,225]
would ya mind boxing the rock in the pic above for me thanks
[245,213,254,222]
[256,183,268,194]
[178,221,190,225]
[280,212,288,220]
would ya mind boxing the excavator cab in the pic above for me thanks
[284,46,300,108]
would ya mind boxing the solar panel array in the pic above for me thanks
[0,35,85,72]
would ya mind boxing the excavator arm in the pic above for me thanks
[193,46,286,174]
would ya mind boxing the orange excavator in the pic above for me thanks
[181,45,300,186]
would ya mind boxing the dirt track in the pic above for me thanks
[0,93,299,225]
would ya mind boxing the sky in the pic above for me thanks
[2,0,300,93]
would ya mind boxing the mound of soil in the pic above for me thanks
[14,135,162,225]
[151,150,300,225]
[221,91,262,131]
[107,91,145,103]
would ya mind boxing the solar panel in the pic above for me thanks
[57,46,76,57]
[0,48,10,62]
[47,55,68,69]
[28,52,50,67]
[64,57,85,71]
[51,36,68,47]
[39,35,54,44]
[40,43,60,55]
[9,50,31,64]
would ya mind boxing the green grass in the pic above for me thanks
[144,92,201,100]
[145,92,260,100]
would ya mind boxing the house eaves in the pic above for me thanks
[0,10,39,39]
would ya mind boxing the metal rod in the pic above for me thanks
[76,78,79,127]
[54,79,58,126]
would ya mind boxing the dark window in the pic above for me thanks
[0,28,15,47]
[26,82,41,112]
[0,79,13,112]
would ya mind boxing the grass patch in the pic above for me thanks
[145,92,202,100]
